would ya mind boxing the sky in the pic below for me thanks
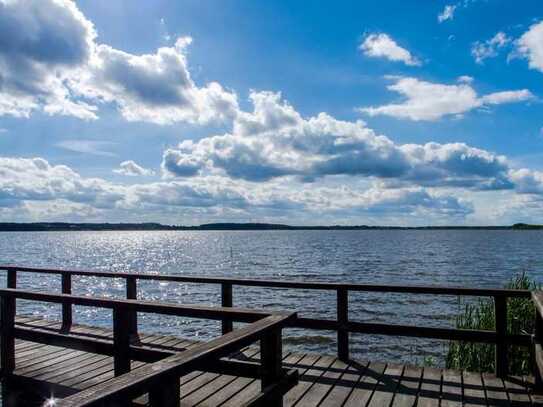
[0,0,542,226]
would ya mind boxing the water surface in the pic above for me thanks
[1,230,541,366]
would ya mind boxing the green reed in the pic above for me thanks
[445,273,539,375]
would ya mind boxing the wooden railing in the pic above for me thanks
[532,291,543,390]
[0,265,534,377]
[0,287,297,406]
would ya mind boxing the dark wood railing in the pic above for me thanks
[0,287,297,406]
[532,291,543,391]
[0,265,534,378]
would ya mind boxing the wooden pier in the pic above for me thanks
[1,265,543,406]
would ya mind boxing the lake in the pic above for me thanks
[1,230,542,366]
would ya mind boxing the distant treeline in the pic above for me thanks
[0,222,541,232]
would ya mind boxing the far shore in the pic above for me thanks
[0,222,541,232]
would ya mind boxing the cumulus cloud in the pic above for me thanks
[0,0,238,125]
[162,91,524,194]
[75,39,239,125]
[438,5,456,23]
[0,0,98,119]
[360,34,421,66]
[471,32,511,64]
[358,76,533,121]
[516,21,543,73]
[114,161,155,177]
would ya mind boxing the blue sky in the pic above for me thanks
[0,0,542,225]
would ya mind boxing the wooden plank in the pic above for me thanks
[441,369,463,407]
[503,376,531,406]
[343,361,387,407]
[179,348,262,405]
[284,355,336,406]
[366,363,404,407]
[462,370,487,407]
[293,356,350,406]
[27,351,104,380]
[319,360,370,407]
[390,364,422,407]
[417,367,442,407]
[482,372,510,406]
[215,353,305,407]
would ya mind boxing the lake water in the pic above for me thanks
[1,230,542,366]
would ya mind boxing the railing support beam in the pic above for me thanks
[261,329,283,407]
[126,276,138,339]
[113,306,131,376]
[222,283,233,334]
[149,374,180,407]
[495,295,508,377]
[1,295,16,376]
[337,288,349,362]
[61,273,72,331]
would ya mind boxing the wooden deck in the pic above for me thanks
[4,316,541,406]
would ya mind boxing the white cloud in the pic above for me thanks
[360,34,421,66]
[457,75,474,84]
[471,32,511,64]
[75,39,239,125]
[517,21,543,73]
[114,161,155,177]
[163,91,519,193]
[0,0,238,125]
[438,5,456,23]
[56,140,117,157]
[0,156,476,222]
[358,76,533,121]
[0,0,98,120]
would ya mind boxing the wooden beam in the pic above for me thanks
[337,288,349,361]
[221,282,233,334]
[1,265,532,298]
[113,306,131,376]
[61,273,72,331]
[1,295,16,375]
[126,276,138,338]
[148,374,180,407]
[494,295,508,377]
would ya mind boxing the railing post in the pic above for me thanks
[221,282,233,335]
[113,305,131,376]
[6,269,16,289]
[535,306,543,389]
[6,268,16,317]
[494,295,508,377]
[149,374,180,407]
[337,287,349,362]
[61,273,72,331]
[126,276,138,339]
[261,329,283,407]
[1,295,16,376]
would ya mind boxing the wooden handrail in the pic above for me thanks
[56,313,296,407]
[0,264,532,297]
[0,265,533,377]
[0,287,297,406]
[532,291,543,389]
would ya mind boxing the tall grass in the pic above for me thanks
[446,273,539,375]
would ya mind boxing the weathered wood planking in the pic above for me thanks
[3,317,541,406]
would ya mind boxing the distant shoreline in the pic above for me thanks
[0,222,541,232]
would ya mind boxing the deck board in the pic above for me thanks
[3,316,541,406]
